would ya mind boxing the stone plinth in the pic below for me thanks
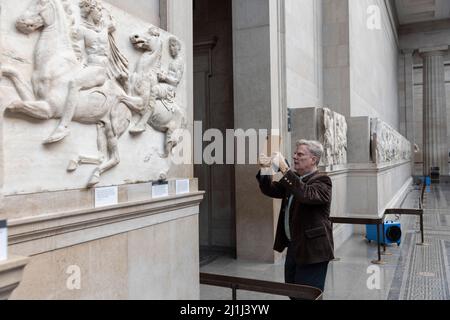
[8,192,203,300]
[0,255,30,300]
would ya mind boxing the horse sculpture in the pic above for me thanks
[129,27,187,158]
[0,0,137,187]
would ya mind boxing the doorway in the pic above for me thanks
[193,0,236,264]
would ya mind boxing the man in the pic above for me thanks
[257,140,334,295]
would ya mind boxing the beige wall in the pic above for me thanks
[349,0,400,130]
[322,0,351,117]
[285,0,323,108]
[106,0,160,26]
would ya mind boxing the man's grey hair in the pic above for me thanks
[296,140,324,165]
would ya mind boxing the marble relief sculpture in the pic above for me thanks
[371,119,412,164]
[0,0,186,187]
[335,113,348,165]
[321,108,348,167]
[44,0,130,144]
[128,26,187,158]
[322,108,335,166]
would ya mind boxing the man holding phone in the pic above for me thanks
[257,140,334,296]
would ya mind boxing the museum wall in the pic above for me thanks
[349,0,400,130]
[106,0,160,25]
[285,0,323,108]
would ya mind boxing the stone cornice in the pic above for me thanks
[323,160,412,177]
[399,18,450,35]
[8,192,205,248]
[384,0,400,46]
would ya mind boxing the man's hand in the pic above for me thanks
[259,154,272,168]
[272,152,290,174]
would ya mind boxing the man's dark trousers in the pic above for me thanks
[284,243,329,296]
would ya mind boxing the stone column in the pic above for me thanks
[420,47,449,176]
[322,0,351,118]
[232,0,284,263]
[0,3,4,218]
[398,50,416,175]
[399,50,415,142]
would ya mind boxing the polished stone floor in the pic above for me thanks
[200,182,450,300]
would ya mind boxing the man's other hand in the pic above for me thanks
[272,152,290,174]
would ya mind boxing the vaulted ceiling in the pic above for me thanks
[395,0,450,25]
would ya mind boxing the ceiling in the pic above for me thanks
[395,0,450,25]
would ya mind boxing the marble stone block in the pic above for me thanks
[347,117,370,163]
[371,118,412,164]
[290,107,348,167]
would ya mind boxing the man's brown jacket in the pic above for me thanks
[257,170,335,266]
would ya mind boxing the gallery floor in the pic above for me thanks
[200,182,450,300]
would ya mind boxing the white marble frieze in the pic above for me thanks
[370,118,412,164]
[0,0,186,194]
[320,108,348,167]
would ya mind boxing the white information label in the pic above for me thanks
[0,220,7,262]
[95,186,119,208]
[176,179,190,195]
[152,183,169,198]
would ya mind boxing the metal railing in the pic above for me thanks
[330,182,427,264]
[419,181,426,210]
[201,182,427,298]
[330,215,385,264]
[200,273,323,301]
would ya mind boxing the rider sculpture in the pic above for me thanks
[44,0,128,144]
[130,36,184,133]
[128,29,186,158]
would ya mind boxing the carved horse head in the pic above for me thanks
[16,0,78,69]
[130,26,163,53]
[16,0,58,34]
